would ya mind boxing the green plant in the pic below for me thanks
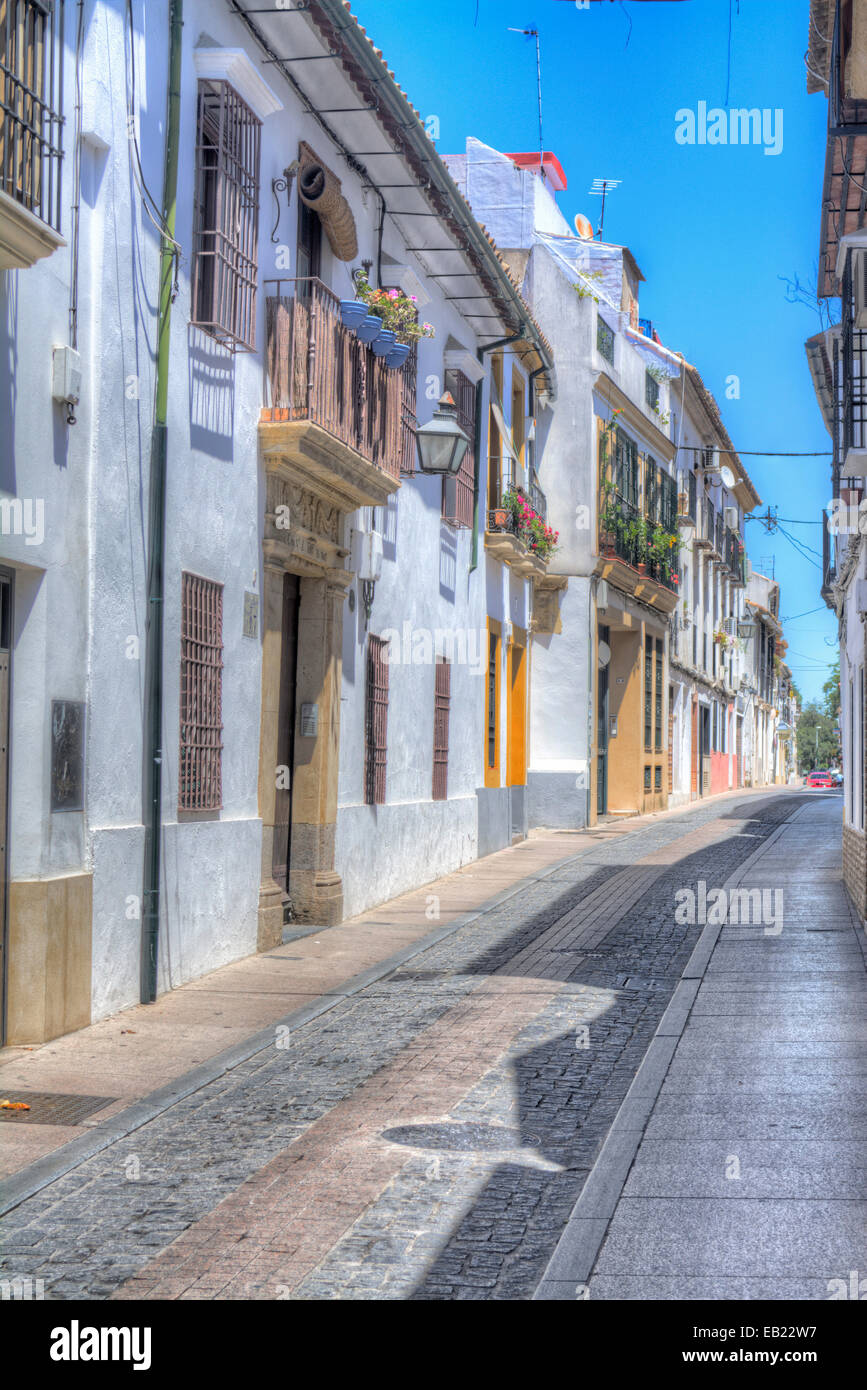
[354,271,435,344]
[502,487,560,560]
[573,271,605,302]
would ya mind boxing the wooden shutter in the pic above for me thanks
[432,657,450,800]
[365,634,389,804]
[442,369,476,526]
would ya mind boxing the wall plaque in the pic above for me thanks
[243,591,259,638]
[51,700,86,812]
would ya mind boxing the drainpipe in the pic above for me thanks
[141,0,183,1004]
[470,329,527,573]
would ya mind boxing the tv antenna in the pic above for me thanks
[588,177,621,238]
[508,25,544,167]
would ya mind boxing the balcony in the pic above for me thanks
[485,464,555,578]
[725,528,746,584]
[260,277,408,513]
[596,490,680,612]
[0,0,65,269]
[677,472,697,528]
[695,496,714,550]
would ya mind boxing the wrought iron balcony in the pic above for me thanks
[829,0,867,136]
[263,277,410,482]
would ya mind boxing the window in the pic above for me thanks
[655,638,663,752]
[432,657,450,801]
[615,431,639,508]
[296,195,321,284]
[179,573,224,811]
[442,368,476,525]
[654,766,662,792]
[597,314,615,364]
[191,80,261,351]
[645,371,659,411]
[364,635,389,805]
[644,765,652,792]
[0,0,64,230]
[645,635,653,752]
[485,620,501,786]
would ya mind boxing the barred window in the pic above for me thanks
[442,368,476,526]
[655,638,663,752]
[644,634,653,753]
[0,0,64,231]
[191,80,261,351]
[597,314,614,364]
[645,371,659,411]
[179,573,223,811]
[432,656,450,800]
[365,634,389,805]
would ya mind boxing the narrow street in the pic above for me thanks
[2,789,863,1302]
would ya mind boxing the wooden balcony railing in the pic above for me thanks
[263,277,406,481]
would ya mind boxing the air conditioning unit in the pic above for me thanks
[723,506,738,530]
[351,529,383,582]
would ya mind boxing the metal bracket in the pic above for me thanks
[361,579,376,628]
[271,162,299,244]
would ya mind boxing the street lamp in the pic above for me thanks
[415,393,470,476]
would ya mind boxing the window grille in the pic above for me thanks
[179,572,223,811]
[487,629,498,771]
[399,341,419,474]
[645,635,653,752]
[364,634,389,805]
[645,371,659,410]
[655,638,663,752]
[432,656,450,800]
[191,80,261,351]
[0,0,64,230]
[597,314,614,364]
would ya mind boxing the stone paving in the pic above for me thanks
[2,790,853,1302]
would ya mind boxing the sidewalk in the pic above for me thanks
[0,783,800,1187]
[536,794,867,1300]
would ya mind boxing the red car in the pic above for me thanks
[805,769,834,789]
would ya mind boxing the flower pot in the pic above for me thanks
[636,561,647,576]
[371,328,396,357]
[340,299,368,330]
[357,314,385,343]
[385,342,411,369]
[490,508,508,530]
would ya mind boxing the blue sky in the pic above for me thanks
[351,0,838,704]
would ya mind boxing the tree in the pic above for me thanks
[796,700,839,772]
[823,660,841,722]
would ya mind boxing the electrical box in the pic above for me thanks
[723,506,738,529]
[351,529,383,582]
[300,703,318,737]
[52,345,82,405]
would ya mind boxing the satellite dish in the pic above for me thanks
[720,464,736,489]
[598,640,611,669]
[574,213,594,240]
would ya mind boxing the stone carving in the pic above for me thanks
[267,475,340,543]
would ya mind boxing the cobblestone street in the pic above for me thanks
[1,790,865,1302]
